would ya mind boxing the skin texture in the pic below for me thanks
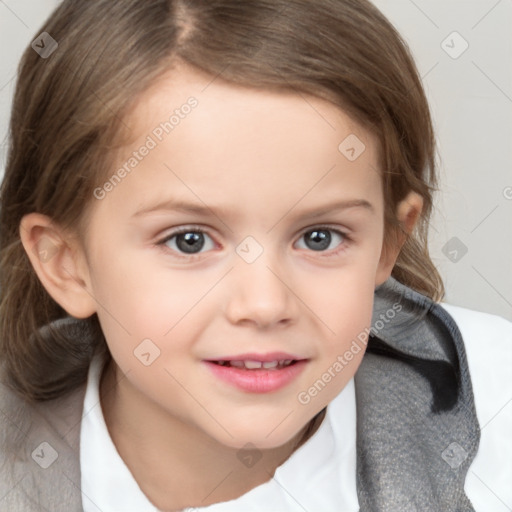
[20,63,423,510]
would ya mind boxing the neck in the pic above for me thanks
[99,358,322,511]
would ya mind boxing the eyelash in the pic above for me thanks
[156,225,352,260]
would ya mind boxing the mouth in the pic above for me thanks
[203,354,309,393]
[208,359,300,370]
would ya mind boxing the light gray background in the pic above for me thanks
[1,0,511,320]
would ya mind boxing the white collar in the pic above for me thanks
[80,352,358,511]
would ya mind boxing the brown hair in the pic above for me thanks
[0,0,444,403]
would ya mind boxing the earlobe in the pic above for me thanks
[374,191,424,287]
[19,213,97,319]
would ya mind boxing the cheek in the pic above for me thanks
[299,261,377,405]
[87,246,214,368]
[323,284,373,371]
[89,244,200,328]
[305,256,378,338]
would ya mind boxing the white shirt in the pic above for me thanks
[80,303,512,511]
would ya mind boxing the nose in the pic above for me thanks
[224,252,298,329]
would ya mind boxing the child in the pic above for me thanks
[1,0,510,511]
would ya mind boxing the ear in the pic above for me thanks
[19,213,97,318]
[375,191,424,287]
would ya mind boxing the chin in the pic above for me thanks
[205,421,308,452]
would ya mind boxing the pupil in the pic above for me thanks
[176,232,205,253]
[306,229,331,251]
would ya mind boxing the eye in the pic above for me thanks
[295,227,349,253]
[158,228,215,255]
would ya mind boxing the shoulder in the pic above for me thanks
[0,369,87,447]
[0,377,36,508]
[438,302,512,508]
[0,371,86,511]
[437,301,512,386]
[438,302,512,338]
[437,302,512,380]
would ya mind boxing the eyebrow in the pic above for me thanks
[132,198,375,219]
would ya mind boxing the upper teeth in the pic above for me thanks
[220,359,293,369]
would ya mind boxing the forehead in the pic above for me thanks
[99,63,383,222]
[126,62,378,156]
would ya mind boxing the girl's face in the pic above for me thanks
[80,63,392,449]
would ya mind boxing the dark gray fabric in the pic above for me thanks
[355,277,480,511]
[0,276,480,511]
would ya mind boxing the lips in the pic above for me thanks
[213,359,296,369]
[206,351,305,364]
[203,352,309,393]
